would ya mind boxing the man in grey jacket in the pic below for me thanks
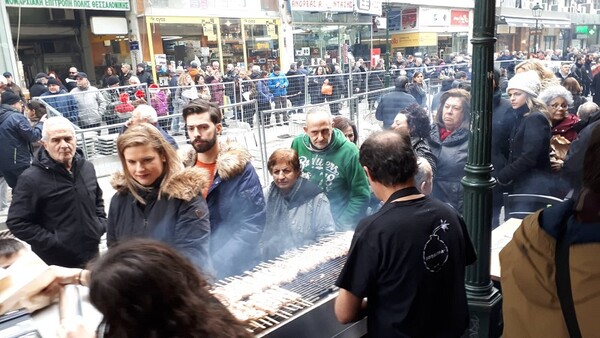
[70,72,107,129]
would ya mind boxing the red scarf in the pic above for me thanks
[439,127,454,141]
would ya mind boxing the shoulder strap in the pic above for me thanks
[554,209,582,338]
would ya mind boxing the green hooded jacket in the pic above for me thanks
[291,128,370,230]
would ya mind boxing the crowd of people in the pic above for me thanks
[1,46,599,337]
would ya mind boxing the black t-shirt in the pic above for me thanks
[336,187,476,338]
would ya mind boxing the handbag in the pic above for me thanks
[551,135,571,161]
[321,79,333,96]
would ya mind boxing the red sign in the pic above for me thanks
[450,10,469,27]
[371,48,381,69]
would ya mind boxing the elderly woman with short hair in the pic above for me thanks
[261,148,335,260]
[429,89,471,212]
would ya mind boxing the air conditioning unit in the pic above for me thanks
[48,9,75,21]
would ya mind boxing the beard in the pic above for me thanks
[192,133,217,153]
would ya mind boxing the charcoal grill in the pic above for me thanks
[214,233,367,337]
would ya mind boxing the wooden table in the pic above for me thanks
[490,218,522,280]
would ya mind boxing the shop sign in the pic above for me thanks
[419,8,450,28]
[129,41,139,51]
[290,0,354,12]
[148,16,216,24]
[242,19,279,25]
[391,32,437,48]
[5,0,130,11]
[356,0,382,16]
[371,48,381,68]
[401,8,418,32]
[450,10,469,27]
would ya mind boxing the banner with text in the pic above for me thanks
[5,0,130,11]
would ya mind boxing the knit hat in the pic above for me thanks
[47,78,60,86]
[137,63,145,69]
[1,91,21,105]
[506,70,541,97]
[35,72,49,80]
[107,76,120,86]
[3,72,12,78]
[76,72,88,79]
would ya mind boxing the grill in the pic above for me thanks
[212,232,366,337]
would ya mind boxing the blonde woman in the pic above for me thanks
[107,123,212,273]
[497,70,553,196]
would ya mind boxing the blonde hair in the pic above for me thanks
[116,123,183,204]
[514,59,560,91]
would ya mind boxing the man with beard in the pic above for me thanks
[70,72,107,129]
[181,99,265,278]
[40,78,79,125]
[64,66,79,92]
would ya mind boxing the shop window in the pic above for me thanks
[244,19,280,70]
[221,19,245,67]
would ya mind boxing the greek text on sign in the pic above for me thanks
[5,0,130,10]
[290,0,354,12]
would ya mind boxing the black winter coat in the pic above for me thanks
[0,104,43,172]
[375,90,417,128]
[497,105,552,195]
[491,90,514,174]
[28,83,48,98]
[429,124,469,213]
[7,149,106,267]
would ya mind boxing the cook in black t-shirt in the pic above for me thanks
[335,187,476,338]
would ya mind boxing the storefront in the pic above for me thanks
[144,16,282,81]
[288,1,379,72]
[373,6,472,59]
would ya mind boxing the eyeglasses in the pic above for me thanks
[551,103,568,109]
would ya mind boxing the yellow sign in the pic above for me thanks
[390,32,437,48]
[147,16,217,24]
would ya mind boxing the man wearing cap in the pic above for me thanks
[40,78,79,125]
[136,63,153,86]
[268,65,289,125]
[0,91,45,188]
[29,73,49,98]
[70,72,107,129]
[2,72,24,99]
[64,66,78,92]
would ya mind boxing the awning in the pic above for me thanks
[501,17,571,29]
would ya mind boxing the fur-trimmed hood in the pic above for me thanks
[111,166,210,202]
[181,140,252,181]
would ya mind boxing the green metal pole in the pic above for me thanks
[461,0,503,336]
[384,3,391,87]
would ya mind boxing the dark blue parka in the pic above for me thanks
[107,167,212,274]
[0,104,43,172]
[183,141,266,279]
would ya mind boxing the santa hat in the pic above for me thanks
[135,89,146,99]
[148,83,160,94]
[506,70,541,98]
